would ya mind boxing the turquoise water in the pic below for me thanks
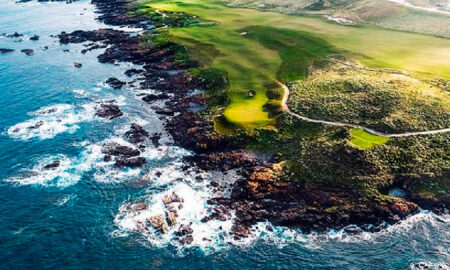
[0,1,449,269]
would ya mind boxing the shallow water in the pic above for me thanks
[0,1,449,269]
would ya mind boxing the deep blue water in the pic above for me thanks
[0,1,449,269]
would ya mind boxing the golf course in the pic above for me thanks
[139,0,450,130]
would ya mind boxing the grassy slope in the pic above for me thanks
[224,0,450,38]
[288,62,450,134]
[252,62,449,198]
[140,0,450,128]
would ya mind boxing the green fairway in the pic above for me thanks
[139,0,450,128]
[349,129,389,149]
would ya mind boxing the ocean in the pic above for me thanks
[0,0,449,269]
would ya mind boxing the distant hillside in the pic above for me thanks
[223,0,450,38]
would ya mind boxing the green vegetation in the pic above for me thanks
[133,0,450,203]
[138,0,450,129]
[246,115,450,198]
[288,62,450,134]
[245,61,449,199]
[349,129,389,149]
[411,177,450,197]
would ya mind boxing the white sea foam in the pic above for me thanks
[5,136,146,187]
[113,155,246,254]
[114,182,236,254]
[145,145,191,161]
[7,103,97,140]
[114,192,450,254]
[55,194,77,206]
[5,154,83,187]
[258,210,450,249]
[72,137,144,184]
[73,89,89,98]
[410,261,450,270]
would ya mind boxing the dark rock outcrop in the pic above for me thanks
[105,77,125,89]
[6,32,23,38]
[43,160,61,170]
[115,156,146,168]
[102,142,140,157]
[125,68,143,77]
[95,103,123,119]
[124,123,149,144]
[142,93,169,103]
[21,49,34,56]
[0,48,14,54]
[102,142,146,168]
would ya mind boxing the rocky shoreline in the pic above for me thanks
[56,0,443,240]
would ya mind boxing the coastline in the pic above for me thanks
[58,0,447,239]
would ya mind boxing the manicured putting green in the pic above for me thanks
[141,0,450,128]
[349,129,389,149]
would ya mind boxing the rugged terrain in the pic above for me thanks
[57,0,450,239]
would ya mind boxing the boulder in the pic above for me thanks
[102,142,140,157]
[162,193,182,205]
[344,226,363,234]
[131,202,147,211]
[105,77,125,89]
[176,224,193,236]
[124,68,143,77]
[211,181,219,187]
[165,211,177,227]
[95,103,123,119]
[0,48,14,54]
[43,160,61,170]
[148,215,168,233]
[7,32,23,38]
[152,106,174,116]
[150,133,161,147]
[142,93,169,103]
[115,157,146,168]
[26,120,43,130]
[21,49,34,56]
[179,235,193,245]
[124,123,149,144]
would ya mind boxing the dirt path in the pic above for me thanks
[278,81,450,138]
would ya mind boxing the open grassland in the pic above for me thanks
[139,0,450,128]
[224,0,450,38]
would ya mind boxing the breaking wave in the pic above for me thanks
[7,103,97,140]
